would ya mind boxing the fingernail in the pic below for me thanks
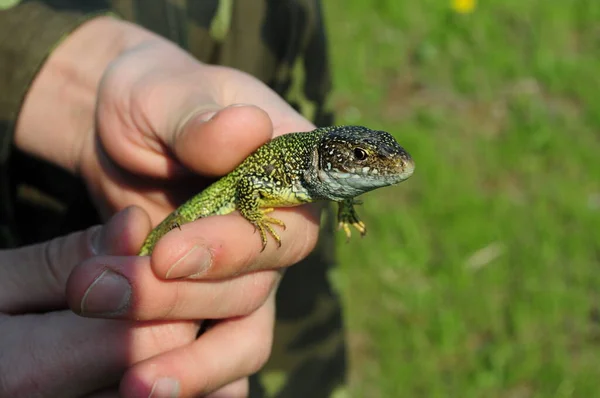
[149,378,180,398]
[165,245,212,279]
[80,270,131,315]
[198,111,218,122]
[197,104,252,123]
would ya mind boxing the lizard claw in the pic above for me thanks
[339,222,352,243]
[338,220,367,242]
[337,198,367,242]
[252,215,285,252]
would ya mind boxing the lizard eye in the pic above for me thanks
[353,148,368,161]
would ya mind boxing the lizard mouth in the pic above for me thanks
[340,153,415,181]
[398,156,415,181]
[320,153,415,187]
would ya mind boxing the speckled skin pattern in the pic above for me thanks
[138,126,415,255]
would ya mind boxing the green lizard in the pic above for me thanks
[138,125,415,256]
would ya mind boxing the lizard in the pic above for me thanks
[138,125,415,256]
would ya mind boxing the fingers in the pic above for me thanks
[150,206,321,280]
[67,205,318,320]
[205,378,249,398]
[172,104,273,177]
[0,312,197,398]
[0,206,150,313]
[119,293,275,398]
[67,201,318,321]
[66,252,280,320]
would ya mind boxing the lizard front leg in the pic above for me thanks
[337,198,367,240]
[236,175,287,252]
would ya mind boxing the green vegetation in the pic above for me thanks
[324,1,600,396]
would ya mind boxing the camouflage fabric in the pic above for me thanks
[0,1,347,397]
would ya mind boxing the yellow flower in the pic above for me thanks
[451,0,476,14]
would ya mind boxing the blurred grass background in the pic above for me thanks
[323,0,600,396]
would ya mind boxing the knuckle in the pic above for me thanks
[0,353,43,397]
[206,378,249,397]
[247,343,272,375]
[41,228,94,299]
[0,366,10,397]
[234,273,278,315]
[155,286,181,320]
[282,205,321,267]
[42,236,68,296]
[297,224,320,260]
[244,326,274,375]
[147,322,197,352]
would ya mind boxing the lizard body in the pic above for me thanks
[138,125,415,256]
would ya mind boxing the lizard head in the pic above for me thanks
[314,126,415,200]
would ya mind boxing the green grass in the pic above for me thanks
[323,1,600,396]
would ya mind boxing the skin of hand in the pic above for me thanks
[0,207,275,398]
[12,16,322,398]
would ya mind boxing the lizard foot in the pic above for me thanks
[248,209,286,251]
[337,199,367,242]
[261,208,287,230]
[338,220,367,242]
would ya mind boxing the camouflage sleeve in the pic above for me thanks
[0,1,108,247]
[0,1,107,151]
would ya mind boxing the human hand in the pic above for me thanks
[13,16,324,396]
[16,15,320,282]
[0,207,278,398]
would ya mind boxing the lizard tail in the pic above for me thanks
[138,211,184,256]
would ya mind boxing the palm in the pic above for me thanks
[78,43,313,225]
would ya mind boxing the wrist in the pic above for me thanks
[14,16,151,174]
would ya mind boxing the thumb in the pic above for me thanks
[96,43,273,179]
[0,206,150,314]
[170,104,273,177]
